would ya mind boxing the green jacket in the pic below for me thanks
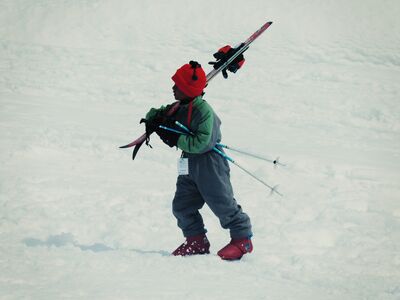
[146,96,222,154]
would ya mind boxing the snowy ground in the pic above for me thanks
[1,0,400,299]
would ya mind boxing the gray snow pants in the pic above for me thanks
[172,150,252,239]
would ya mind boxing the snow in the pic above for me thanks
[1,0,400,299]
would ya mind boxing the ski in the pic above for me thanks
[120,21,273,159]
[119,133,147,149]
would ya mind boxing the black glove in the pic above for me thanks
[155,115,179,147]
[155,127,179,147]
[141,108,176,134]
[141,114,179,148]
[140,118,156,147]
[208,44,245,79]
[140,118,155,135]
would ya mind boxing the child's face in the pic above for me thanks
[172,85,191,101]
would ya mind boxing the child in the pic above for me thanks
[144,61,253,260]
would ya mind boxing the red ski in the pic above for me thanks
[120,21,273,160]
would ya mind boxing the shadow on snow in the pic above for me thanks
[22,232,170,256]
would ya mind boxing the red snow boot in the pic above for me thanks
[172,234,210,256]
[217,237,253,260]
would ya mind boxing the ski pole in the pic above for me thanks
[175,121,285,167]
[174,121,194,135]
[159,125,187,135]
[217,143,285,167]
[212,147,282,196]
[174,122,282,196]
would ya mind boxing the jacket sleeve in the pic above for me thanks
[145,105,167,121]
[145,102,178,121]
[177,106,219,154]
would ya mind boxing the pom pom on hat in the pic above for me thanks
[172,61,206,98]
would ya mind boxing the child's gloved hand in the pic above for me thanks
[154,115,179,147]
[208,44,245,79]
[141,110,176,132]
[141,115,179,148]
[155,127,179,148]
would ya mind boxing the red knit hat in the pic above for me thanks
[171,61,206,98]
